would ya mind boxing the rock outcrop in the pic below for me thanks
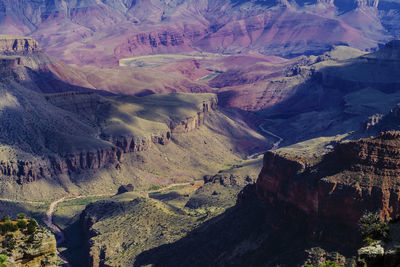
[0,0,397,66]
[0,92,218,184]
[170,100,217,134]
[114,29,195,59]
[256,132,400,242]
[0,36,41,55]
[0,225,57,267]
[356,0,379,8]
[0,160,50,184]
[80,197,200,267]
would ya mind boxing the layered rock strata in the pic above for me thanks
[0,36,41,55]
[256,131,400,237]
[0,94,218,184]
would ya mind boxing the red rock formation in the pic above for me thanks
[0,0,396,66]
[114,29,197,59]
[0,160,49,183]
[256,132,400,235]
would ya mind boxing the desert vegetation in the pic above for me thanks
[359,212,389,245]
[305,260,344,267]
[0,214,39,254]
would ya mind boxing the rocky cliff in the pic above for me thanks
[114,29,196,59]
[356,0,379,8]
[0,92,218,184]
[0,36,41,55]
[0,0,397,66]
[256,131,400,242]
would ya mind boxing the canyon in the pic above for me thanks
[0,1,400,265]
[119,131,400,266]
[0,0,398,66]
[0,35,269,201]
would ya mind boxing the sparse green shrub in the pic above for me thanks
[359,212,389,243]
[27,233,35,244]
[320,260,344,267]
[17,219,27,230]
[2,234,16,252]
[16,213,26,219]
[148,185,162,191]
[304,260,343,267]
[0,216,8,222]
[2,221,18,233]
[364,237,376,246]
[0,224,5,235]
[0,254,7,267]
[26,218,38,234]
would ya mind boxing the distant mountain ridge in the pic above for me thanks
[0,0,399,66]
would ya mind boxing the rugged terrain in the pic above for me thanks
[115,131,400,266]
[0,216,58,266]
[79,166,258,267]
[0,35,269,200]
[0,0,399,66]
[0,6,399,266]
[254,40,400,145]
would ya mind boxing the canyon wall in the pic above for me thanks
[0,94,218,184]
[114,29,197,59]
[0,36,41,54]
[256,131,400,239]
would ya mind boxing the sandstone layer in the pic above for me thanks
[0,92,218,184]
[0,35,41,55]
[256,131,400,240]
[0,0,397,66]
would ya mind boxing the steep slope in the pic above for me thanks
[0,217,57,266]
[0,37,269,200]
[79,165,259,267]
[0,0,398,66]
[252,40,400,146]
[257,131,400,232]
[125,131,400,266]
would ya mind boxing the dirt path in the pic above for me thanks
[43,197,71,266]
[42,182,192,266]
[147,182,191,194]
[0,198,45,204]
[44,197,66,243]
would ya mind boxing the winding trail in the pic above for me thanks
[43,194,112,266]
[147,182,191,195]
[5,123,282,266]
[43,197,71,266]
[42,182,192,266]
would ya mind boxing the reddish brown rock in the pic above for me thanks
[256,131,400,236]
[114,29,196,59]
